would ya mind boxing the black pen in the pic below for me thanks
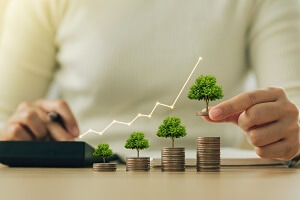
[48,111,65,128]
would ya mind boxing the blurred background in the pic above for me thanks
[0,0,260,150]
[0,0,9,37]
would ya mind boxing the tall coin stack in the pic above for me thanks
[93,163,117,172]
[161,147,185,172]
[197,137,220,172]
[126,157,150,171]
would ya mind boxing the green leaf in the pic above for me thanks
[187,75,223,102]
[93,143,113,159]
[124,132,150,151]
[156,116,187,139]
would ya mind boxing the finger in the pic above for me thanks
[202,107,242,124]
[47,122,74,141]
[3,124,33,141]
[209,88,283,121]
[36,99,79,137]
[9,109,48,140]
[247,120,298,147]
[254,135,300,160]
[238,102,281,130]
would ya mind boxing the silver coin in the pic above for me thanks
[92,163,117,172]
[126,157,151,171]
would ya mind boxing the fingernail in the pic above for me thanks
[210,108,222,119]
[72,127,80,136]
[201,108,206,112]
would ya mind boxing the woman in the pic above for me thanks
[0,0,299,160]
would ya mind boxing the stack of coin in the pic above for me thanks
[126,157,150,171]
[93,163,117,172]
[197,137,220,172]
[161,147,185,172]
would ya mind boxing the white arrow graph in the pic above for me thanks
[79,57,202,138]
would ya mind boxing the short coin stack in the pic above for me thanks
[93,163,117,172]
[197,137,220,172]
[126,157,150,171]
[161,147,185,172]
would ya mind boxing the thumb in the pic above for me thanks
[201,107,241,125]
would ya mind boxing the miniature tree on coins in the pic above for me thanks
[125,132,150,157]
[157,116,187,148]
[187,75,223,116]
[93,143,113,163]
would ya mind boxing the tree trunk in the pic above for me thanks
[103,157,106,164]
[137,149,140,158]
[172,137,175,148]
[205,99,209,114]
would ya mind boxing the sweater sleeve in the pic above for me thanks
[0,0,59,128]
[248,0,300,108]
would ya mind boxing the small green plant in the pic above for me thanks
[188,75,223,114]
[157,116,187,148]
[125,132,150,157]
[93,143,113,163]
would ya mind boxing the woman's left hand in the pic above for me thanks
[204,87,300,161]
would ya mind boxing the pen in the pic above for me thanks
[48,111,65,128]
[48,111,60,121]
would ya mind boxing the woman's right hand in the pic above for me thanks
[0,99,79,141]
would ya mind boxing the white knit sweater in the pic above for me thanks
[0,0,299,158]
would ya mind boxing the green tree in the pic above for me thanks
[125,132,150,157]
[188,75,223,114]
[93,143,113,163]
[156,116,187,148]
